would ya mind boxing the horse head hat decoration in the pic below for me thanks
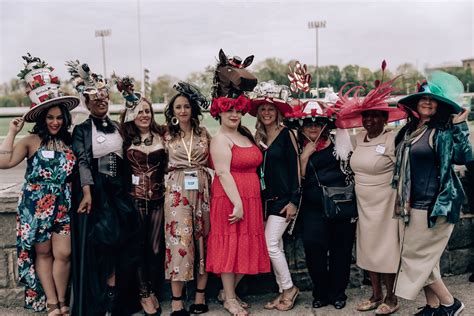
[212,48,258,99]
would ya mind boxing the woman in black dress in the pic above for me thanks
[285,100,356,311]
[117,75,167,316]
[68,61,141,316]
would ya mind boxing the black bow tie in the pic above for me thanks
[90,115,116,134]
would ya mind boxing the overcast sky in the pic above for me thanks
[0,0,473,84]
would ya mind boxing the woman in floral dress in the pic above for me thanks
[0,55,79,316]
[163,82,211,316]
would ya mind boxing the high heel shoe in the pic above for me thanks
[140,289,161,316]
[104,286,117,315]
[189,288,209,314]
[170,295,190,316]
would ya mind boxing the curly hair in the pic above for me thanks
[164,93,203,140]
[119,98,166,151]
[29,104,72,146]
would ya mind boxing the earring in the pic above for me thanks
[171,116,179,126]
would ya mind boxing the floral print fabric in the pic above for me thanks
[16,147,76,311]
[164,128,211,281]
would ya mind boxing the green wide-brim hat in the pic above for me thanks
[398,71,464,114]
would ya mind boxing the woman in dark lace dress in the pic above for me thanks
[120,95,167,316]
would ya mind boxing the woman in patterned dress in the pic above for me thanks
[0,104,77,316]
[163,82,211,316]
[0,55,79,316]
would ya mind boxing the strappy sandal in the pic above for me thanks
[356,298,383,311]
[264,293,283,310]
[140,289,162,316]
[47,302,61,316]
[224,298,248,316]
[170,295,190,316]
[375,302,400,315]
[189,288,209,314]
[59,301,70,316]
[276,286,299,311]
[217,289,249,308]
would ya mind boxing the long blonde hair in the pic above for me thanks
[254,106,284,149]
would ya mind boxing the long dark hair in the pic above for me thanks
[119,98,166,151]
[164,93,203,139]
[405,104,451,132]
[30,104,72,145]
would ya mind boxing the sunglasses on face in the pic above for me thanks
[88,89,109,102]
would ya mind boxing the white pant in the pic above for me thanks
[265,215,293,292]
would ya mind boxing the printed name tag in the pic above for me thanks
[96,135,106,143]
[41,150,54,159]
[375,145,386,154]
[132,174,140,185]
[184,171,199,190]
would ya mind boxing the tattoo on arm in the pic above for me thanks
[0,150,13,154]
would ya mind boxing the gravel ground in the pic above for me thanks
[1,273,473,315]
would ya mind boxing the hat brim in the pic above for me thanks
[397,92,463,114]
[284,115,336,130]
[23,96,80,122]
[249,97,292,117]
[336,106,407,129]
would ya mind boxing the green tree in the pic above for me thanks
[341,65,360,83]
[185,65,214,99]
[395,63,424,94]
[253,58,289,85]
[150,75,179,103]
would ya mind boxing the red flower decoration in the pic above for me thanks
[178,248,187,257]
[381,60,387,71]
[210,95,251,117]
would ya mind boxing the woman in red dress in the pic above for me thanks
[206,96,270,316]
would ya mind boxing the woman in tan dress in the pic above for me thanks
[350,112,400,314]
[336,70,406,315]
[163,82,211,316]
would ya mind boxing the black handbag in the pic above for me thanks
[309,161,358,219]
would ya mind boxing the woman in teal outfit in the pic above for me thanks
[0,53,79,316]
[393,71,472,316]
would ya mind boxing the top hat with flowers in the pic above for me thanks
[335,60,406,129]
[66,60,109,101]
[17,53,80,122]
[398,70,464,114]
[248,80,292,117]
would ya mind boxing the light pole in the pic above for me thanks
[95,29,111,78]
[137,0,144,94]
[308,20,326,98]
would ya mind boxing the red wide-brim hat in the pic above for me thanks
[336,104,406,129]
[249,97,292,117]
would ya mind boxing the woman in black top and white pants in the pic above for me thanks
[249,81,300,312]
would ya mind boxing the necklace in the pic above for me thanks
[181,129,194,166]
[132,134,154,146]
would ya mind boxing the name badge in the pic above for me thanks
[41,150,55,159]
[375,145,386,154]
[184,171,199,190]
[96,135,106,143]
[132,174,140,185]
